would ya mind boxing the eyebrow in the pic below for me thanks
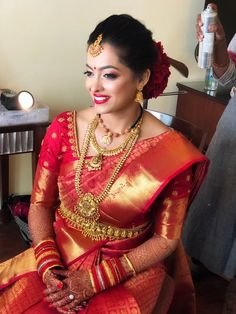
[86,64,119,71]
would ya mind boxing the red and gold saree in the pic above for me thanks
[0,111,208,314]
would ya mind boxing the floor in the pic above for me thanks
[194,271,228,314]
[0,207,230,314]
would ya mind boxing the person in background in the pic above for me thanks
[0,14,208,314]
[182,3,236,314]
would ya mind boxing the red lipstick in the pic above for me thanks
[93,94,110,105]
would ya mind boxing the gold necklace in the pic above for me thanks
[90,119,133,156]
[87,106,143,171]
[98,105,143,145]
[74,116,142,223]
[87,117,132,171]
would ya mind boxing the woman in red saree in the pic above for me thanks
[0,14,208,314]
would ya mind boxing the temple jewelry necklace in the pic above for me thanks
[98,105,143,145]
[87,121,136,171]
[86,105,143,171]
[74,115,142,222]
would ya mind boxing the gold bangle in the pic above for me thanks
[102,260,116,287]
[123,254,136,276]
[88,269,97,294]
[35,249,60,262]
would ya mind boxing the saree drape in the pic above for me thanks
[0,111,208,314]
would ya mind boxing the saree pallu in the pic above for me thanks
[0,111,208,313]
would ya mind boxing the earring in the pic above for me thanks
[135,90,144,104]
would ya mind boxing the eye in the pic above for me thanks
[83,70,93,77]
[103,73,118,79]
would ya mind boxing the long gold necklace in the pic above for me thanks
[74,116,142,223]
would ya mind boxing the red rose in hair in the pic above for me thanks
[143,41,171,99]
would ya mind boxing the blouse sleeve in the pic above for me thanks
[30,112,66,210]
[153,168,193,240]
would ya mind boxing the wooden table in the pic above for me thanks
[176,81,230,148]
[0,122,49,218]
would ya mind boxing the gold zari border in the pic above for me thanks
[58,205,149,241]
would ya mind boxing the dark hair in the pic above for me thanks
[87,14,157,77]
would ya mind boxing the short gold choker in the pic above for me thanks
[98,105,143,145]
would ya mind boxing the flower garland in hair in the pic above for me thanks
[143,41,171,99]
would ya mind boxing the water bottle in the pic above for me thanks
[204,66,218,93]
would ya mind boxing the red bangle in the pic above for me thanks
[89,257,129,293]
[33,238,64,280]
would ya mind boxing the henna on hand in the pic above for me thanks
[44,269,94,312]
[43,270,64,290]
[121,234,178,274]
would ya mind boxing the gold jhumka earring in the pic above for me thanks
[134,89,144,104]
[88,34,104,57]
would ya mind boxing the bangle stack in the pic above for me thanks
[33,238,64,281]
[89,257,128,294]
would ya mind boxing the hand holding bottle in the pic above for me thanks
[196,7,225,45]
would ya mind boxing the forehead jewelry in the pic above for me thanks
[88,34,103,57]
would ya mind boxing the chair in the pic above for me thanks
[146,109,207,153]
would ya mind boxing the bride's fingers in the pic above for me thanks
[44,289,69,304]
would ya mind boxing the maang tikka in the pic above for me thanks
[88,34,104,57]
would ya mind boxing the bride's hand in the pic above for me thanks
[44,269,94,313]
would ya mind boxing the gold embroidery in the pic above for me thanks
[172,190,178,196]
[58,118,65,122]
[62,146,67,152]
[52,132,57,139]
[72,111,80,157]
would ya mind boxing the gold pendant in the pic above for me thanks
[102,133,112,145]
[86,154,102,171]
[75,193,100,221]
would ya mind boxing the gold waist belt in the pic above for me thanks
[58,205,150,241]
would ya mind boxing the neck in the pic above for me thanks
[98,104,142,134]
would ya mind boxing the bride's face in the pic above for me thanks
[85,42,141,115]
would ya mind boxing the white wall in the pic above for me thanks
[0,0,205,194]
